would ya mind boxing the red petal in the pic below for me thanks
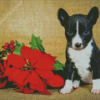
[33,53,56,70]
[24,87,35,94]
[13,69,30,85]
[42,79,47,89]
[21,46,31,62]
[30,84,44,92]
[0,74,3,78]
[0,63,5,78]
[35,69,54,79]
[43,54,56,64]
[4,61,15,79]
[39,79,51,95]
[34,63,55,71]
[5,68,30,85]
[0,63,4,72]
[29,49,42,67]
[8,77,13,82]
[39,89,51,95]
[46,75,64,87]
[24,71,44,91]
[3,60,8,69]
[0,80,7,88]
[4,66,14,78]
[7,54,27,68]
[13,83,24,92]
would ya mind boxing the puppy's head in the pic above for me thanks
[58,7,99,50]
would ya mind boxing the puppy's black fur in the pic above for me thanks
[53,7,100,89]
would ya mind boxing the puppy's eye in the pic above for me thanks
[83,31,89,35]
[67,32,73,35]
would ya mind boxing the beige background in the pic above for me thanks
[0,0,100,100]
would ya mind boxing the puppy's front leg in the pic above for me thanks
[59,62,74,94]
[91,58,100,94]
[73,68,80,89]
[91,68,100,94]
[91,79,100,94]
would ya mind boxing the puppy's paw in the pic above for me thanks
[59,80,73,94]
[91,79,100,94]
[91,89,100,94]
[59,86,73,94]
[73,80,80,89]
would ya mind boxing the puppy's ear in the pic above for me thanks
[58,8,69,27]
[87,7,99,25]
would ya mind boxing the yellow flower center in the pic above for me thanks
[23,59,32,71]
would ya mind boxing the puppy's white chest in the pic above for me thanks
[68,49,91,69]
[68,40,93,82]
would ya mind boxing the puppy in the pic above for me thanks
[58,7,100,94]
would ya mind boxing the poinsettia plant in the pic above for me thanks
[13,34,65,71]
[0,34,65,95]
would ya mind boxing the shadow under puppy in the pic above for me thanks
[54,7,100,94]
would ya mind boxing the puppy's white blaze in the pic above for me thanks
[76,20,79,34]
[72,20,82,48]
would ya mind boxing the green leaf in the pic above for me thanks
[5,51,7,55]
[1,46,4,48]
[29,34,45,53]
[13,40,25,55]
[15,40,25,46]
[13,46,22,55]
[0,55,2,58]
[53,60,65,71]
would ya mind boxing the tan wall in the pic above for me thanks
[0,0,100,100]
[0,0,100,64]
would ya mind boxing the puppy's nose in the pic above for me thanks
[75,43,81,48]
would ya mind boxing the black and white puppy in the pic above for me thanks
[58,7,100,94]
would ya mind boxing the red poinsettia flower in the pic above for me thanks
[0,63,7,88]
[3,46,64,95]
